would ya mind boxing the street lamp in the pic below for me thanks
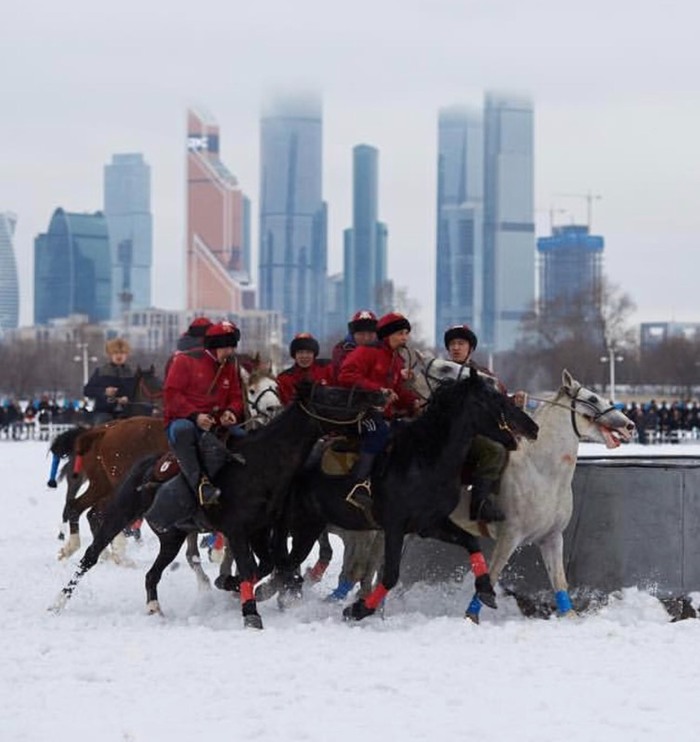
[600,345,624,402]
[73,342,98,387]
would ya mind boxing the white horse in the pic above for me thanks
[433,365,636,620]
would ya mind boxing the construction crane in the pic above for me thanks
[553,191,602,230]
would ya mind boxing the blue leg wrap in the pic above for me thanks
[466,594,483,617]
[49,454,60,481]
[328,579,354,601]
[555,590,573,614]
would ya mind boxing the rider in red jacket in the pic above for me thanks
[277,333,331,406]
[329,310,378,384]
[337,312,419,510]
[163,321,245,505]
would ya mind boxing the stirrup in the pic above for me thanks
[346,479,372,510]
[197,477,221,507]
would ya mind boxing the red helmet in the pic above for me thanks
[348,310,377,334]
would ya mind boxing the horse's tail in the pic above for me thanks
[74,427,108,457]
[50,426,88,458]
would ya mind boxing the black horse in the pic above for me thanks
[51,382,385,629]
[273,370,540,621]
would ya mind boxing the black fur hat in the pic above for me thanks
[289,333,320,358]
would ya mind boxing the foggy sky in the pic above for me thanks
[3,0,699,343]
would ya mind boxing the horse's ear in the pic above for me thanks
[149,364,155,374]
[136,365,143,374]
[562,369,574,389]
[252,352,261,370]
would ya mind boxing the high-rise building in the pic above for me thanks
[34,208,112,325]
[537,225,604,318]
[0,212,19,331]
[104,153,153,318]
[483,92,535,353]
[434,107,484,344]
[186,108,251,313]
[343,144,388,319]
[259,93,327,343]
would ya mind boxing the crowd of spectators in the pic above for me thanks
[0,397,93,440]
[624,400,700,444]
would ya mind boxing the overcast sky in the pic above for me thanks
[3,0,699,343]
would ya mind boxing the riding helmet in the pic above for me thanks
[289,333,320,358]
[444,324,478,351]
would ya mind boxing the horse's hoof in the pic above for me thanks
[465,611,480,625]
[146,600,162,615]
[243,614,263,630]
[47,479,58,488]
[343,599,375,622]
[475,575,497,609]
[215,575,241,592]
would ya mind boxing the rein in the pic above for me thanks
[298,402,367,429]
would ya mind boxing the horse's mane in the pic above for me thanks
[391,375,484,468]
[50,425,88,458]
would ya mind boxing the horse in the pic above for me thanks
[50,382,386,629]
[437,367,636,621]
[271,369,540,622]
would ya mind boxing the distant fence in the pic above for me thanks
[0,421,78,442]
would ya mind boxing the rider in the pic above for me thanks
[83,338,136,423]
[164,316,212,378]
[329,310,378,383]
[444,324,526,523]
[277,333,332,406]
[163,321,246,506]
[338,311,419,511]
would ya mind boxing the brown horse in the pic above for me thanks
[58,416,168,561]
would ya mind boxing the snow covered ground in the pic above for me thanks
[2,440,700,741]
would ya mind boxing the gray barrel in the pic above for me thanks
[400,456,700,598]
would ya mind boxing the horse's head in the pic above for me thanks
[247,370,283,424]
[133,365,164,405]
[560,369,635,448]
[452,372,539,450]
[295,381,386,431]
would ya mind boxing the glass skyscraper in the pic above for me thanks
[259,93,327,343]
[343,144,388,319]
[537,225,604,317]
[0,212,19,331]
[434,106,484,344]
[34,208,112,325]
[482,92,535,353]
[104,153,153,318]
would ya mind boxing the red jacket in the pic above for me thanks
[277,360,332,406]
[163,349,245,426]
[337,341,417,418]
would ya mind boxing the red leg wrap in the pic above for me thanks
[364,584,388,610]
[213,532,225,550]
[73,455,83,475]
[239,581,255,603]
[470,552,488,577]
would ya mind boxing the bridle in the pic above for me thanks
[248,380,282,421]
[136,373,164,402]
[528,385,617,439]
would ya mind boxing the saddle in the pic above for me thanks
[320,437,360,477]
[151,452,180,483]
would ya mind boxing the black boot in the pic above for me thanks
[172,426,221,506]
[469,477,505,523]
[346,451,376,512]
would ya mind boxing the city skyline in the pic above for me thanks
[4,1,700,345]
